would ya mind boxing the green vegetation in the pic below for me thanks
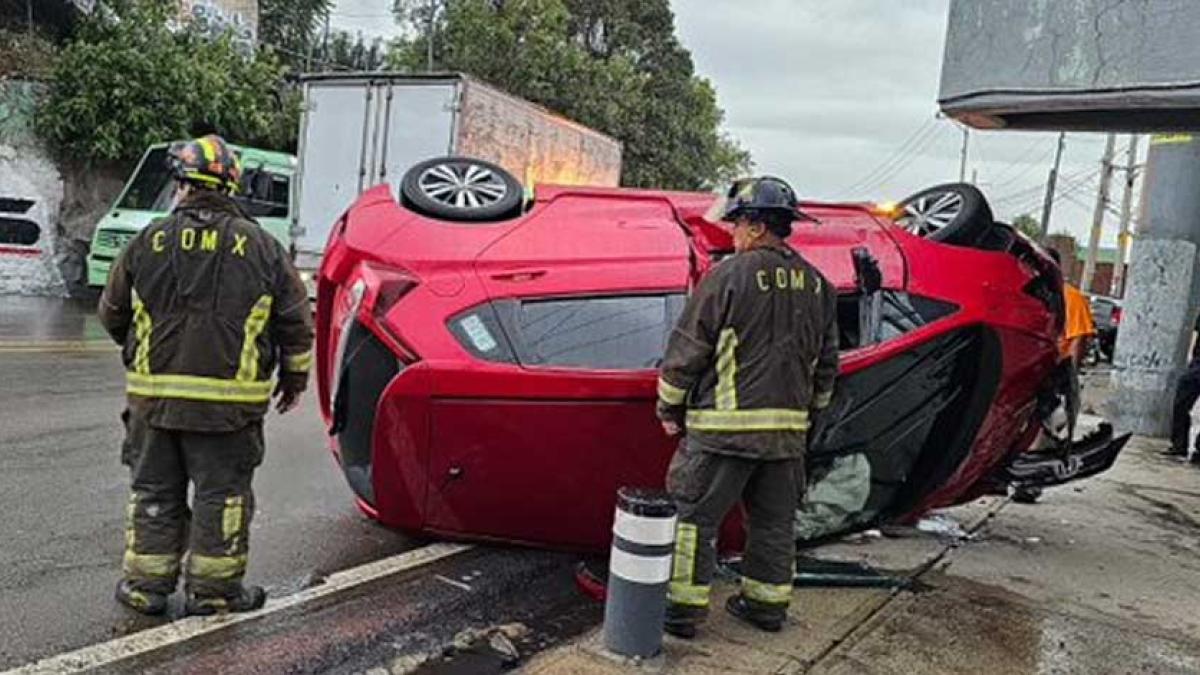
[390,0,751,190]
[37,1,297,162]
[0,29,58,79]
[1012,213,1041,240]
[31,0,747,186]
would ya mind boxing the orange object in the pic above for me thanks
[1060,283,1096,359]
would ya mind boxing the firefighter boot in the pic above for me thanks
[663,603,707,639]
[725,594,785,632]
[115,580,168,616]
[185,585,266,616]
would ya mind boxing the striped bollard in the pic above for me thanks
[603,487,678,658]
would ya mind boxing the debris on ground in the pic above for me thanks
[841,528,884,543]
[915,513,973,540]
[416,623,533,674]
[792,556,910,589]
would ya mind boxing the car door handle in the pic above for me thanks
[490,270,547,282]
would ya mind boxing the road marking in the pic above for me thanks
[5,542,473,675]
[0,341,116,353]
[434,574,473,592]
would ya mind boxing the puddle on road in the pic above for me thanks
[0,295,108,343]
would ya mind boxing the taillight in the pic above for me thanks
[373,278,417,318]
[1111,307,1122,326]
[357,264,419,362]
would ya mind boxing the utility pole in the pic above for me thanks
[26,0,33,35]
[1111,134,1142,297]
[1081,133,1118,292]
[1039,132,1067,239]
[322,12,331,71]
[426,0,436,72]
[958,126,969,182]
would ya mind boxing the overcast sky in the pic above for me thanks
[330,0,1140,247]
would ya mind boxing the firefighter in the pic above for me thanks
[1168,312,1200,462]
[99,135,313,616]
[656,176,838,638]
[1047,249,1096,367]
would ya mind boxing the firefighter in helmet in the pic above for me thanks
[99,134,313,616]
[656,176,838,637]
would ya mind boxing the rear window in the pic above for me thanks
[450,294,686,370]
[236,169,290,218]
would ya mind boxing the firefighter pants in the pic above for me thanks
[120,411,264,598]
[665,441,801,611]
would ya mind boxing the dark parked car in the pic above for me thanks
[1088,294,1122,363]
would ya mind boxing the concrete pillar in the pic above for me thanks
[1108,134,1200,437]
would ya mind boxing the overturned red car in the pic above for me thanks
[315,157,1128,551]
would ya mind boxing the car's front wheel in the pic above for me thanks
[895,182,993,246]
[400,157,524,222]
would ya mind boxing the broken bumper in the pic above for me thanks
[997,423,1132,488]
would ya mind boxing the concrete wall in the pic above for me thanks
[0,80,127,296]
[940,0,1200,131]
[0,80,66,296]
[1108,135,1200,436]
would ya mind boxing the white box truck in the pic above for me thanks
[292,72,624,286]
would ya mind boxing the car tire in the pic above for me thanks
[895,182,993,246]
[400,157,524,222]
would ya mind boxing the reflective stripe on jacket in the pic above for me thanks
[99,190,313,432]
[656,244,838,460]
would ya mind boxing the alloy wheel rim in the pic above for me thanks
[896,190,964,236]
[418,162,509,209]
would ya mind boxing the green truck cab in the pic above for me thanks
[87,142,296,287]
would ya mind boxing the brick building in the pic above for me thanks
[1046,234,1124,297]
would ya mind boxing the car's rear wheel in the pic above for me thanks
[400,157,524,222]
[895,182,993,246]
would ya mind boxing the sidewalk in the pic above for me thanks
[522,436,1200,674]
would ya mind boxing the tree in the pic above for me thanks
[1012,213,1042,240]
[37,1,298,162]
[389,0,750,190]
[314,30,386,71]
[259,0,334,70]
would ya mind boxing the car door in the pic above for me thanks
[423,193,693,549]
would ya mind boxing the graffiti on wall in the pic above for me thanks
[0,81,67,295]
[0,80,39,146]
[178,0,258,53]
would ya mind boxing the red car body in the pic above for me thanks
[315,181,1121,552]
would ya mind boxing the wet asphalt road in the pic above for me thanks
[0,296,420,669]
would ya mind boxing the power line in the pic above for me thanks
[839,117,938,196]
[852,123,948,197]
[993,166,1101,216]
[991,141,1132,222]
[846,122,951,198]
[989,140,1059,189]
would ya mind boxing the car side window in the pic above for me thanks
[513,295,685,370]
[450,294,685,370]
